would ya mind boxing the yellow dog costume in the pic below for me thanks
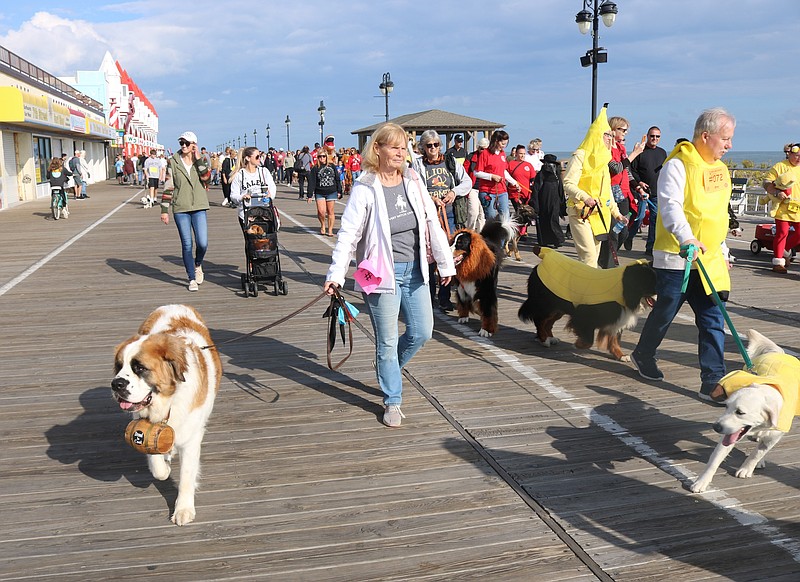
[711,353,800,432]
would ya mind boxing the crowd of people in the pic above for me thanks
[144,109,797,428]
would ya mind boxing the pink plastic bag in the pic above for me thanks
[354,258,382,294]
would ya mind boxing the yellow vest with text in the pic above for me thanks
[655,141,731,294]
[719,353,800,432]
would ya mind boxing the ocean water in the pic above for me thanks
[549,150,781,168]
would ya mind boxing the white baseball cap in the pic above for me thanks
[179,131,197,144]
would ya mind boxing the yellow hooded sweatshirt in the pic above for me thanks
[654,140,731,294]
[537,247,649,306]
[718,353,800,432]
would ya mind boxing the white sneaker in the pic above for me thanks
[221,199,229,207]
[188,280,199,292]
[195,265,204,284]
[383,405,405,428]
[62,207,69,218]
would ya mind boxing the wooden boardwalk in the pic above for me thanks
[1,181,800,581]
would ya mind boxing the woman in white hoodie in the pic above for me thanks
[323,123,455,428]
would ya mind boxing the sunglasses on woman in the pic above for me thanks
[179,140,191,147]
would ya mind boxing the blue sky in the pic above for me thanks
[1,1,798,153]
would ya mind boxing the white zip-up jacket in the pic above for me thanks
[326,168,456,293]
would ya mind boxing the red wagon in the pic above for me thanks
[750,223,799,255]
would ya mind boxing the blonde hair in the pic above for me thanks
[608,116,629,131]
[362,123,407,173]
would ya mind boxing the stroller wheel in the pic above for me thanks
[249,281,258,297]
[241,273,247,292]
[280,280,288,295]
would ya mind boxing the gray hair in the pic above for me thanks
[419,130,441,147]
[693,108,735,140]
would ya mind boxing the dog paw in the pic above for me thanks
[478,329,493,338]
[690,478,710,493]
[171,506,196,526]
[457,317,469,324]
[149,457,171,481]
[735,466,755,479]
[620,355,631,363]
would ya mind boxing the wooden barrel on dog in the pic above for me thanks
[125,419,175,455]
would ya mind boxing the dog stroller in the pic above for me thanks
[240,196,288,297]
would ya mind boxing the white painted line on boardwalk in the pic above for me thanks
[0,191,143,298]
[437,314,800,563]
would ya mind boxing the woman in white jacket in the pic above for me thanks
[323,123,456,428]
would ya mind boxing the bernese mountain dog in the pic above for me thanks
[451,220,514,337]
[518,246,657,360]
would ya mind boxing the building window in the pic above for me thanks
[33,136,52,184]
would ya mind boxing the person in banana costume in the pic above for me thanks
[563,106,628,268]
[761,143,800,273]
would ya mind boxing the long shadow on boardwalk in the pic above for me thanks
[44,386,179,511]
[443,386,800,581]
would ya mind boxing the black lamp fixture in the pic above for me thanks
[378,72,394,123]
[318,100,326,144]
[285,115,291,152]
[575,0,618,122]
[266,124,270,150]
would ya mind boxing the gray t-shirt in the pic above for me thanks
[383,181,419,263]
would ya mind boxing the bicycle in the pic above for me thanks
[50,186,69,220]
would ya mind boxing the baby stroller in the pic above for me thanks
[240,196,288,297]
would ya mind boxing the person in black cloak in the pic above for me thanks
[532,153,567,248]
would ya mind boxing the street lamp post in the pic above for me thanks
[285,115,291,152]
[254,129,257,148]
[317,100,326,145]
[266,124,270,150]
[244,132,247,147]
[575,0,618,122]
[378,72,394,123]
[237,136,241,149]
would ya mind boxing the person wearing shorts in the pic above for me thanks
[306,151,342,236]
[144,149,162,204]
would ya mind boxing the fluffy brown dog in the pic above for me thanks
[451,221,513,337]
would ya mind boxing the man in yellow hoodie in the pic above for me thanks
[630,108,735,402]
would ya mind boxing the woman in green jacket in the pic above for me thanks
[160,131,211,292]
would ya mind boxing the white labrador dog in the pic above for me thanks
[691,329,800,493]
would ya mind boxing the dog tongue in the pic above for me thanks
[119,400,134,410]
[723,429,745,447]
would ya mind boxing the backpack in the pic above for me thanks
[293,155,306,173]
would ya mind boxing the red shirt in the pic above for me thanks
[507,160,536,204]
[475,149,509,194]
[347,153,362,172]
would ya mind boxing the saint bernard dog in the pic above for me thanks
[112,304,221,526]
[451,220,514,337]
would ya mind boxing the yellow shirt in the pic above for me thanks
[719,353,800,432]
[764,160,800,222]
[537,247,648,306]
[655,141,731,294]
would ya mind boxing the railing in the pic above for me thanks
[0,44,104,115]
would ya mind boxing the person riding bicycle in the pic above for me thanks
[47,157,72,219]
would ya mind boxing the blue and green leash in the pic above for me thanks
[680,243,754,372]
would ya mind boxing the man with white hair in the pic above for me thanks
[631,107,735,402]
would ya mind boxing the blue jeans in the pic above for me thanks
[364,261,433,406]
[482,191,510,223]
[634,268,726,388]
[173,210,208,281]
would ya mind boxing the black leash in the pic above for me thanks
[201,288,355,371]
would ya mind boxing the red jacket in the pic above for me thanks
[475,149,509,194]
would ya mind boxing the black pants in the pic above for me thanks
[298,172,309,198]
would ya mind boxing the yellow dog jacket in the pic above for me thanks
[719,352,800,432]
[537,247,648,307]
